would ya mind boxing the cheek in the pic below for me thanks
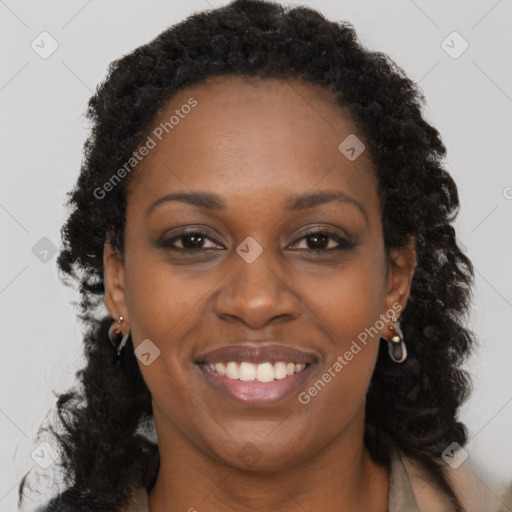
[124,250,210,346]
[122,251,216,412]
[124,255,207,418]
[304,250,386,345]
[297,254,385,406]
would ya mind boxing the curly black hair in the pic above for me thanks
[19,1,475,511]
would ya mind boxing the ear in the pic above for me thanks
[382,235,417,323]
[103,231,128,323]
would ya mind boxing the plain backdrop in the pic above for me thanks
[1,1,511,510]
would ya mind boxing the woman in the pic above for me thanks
[19,1,499,511]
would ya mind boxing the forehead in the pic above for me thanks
[127,75,379,219]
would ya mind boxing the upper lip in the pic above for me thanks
[194,343,318,365]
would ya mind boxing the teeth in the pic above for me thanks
[239,362,257,381]
[256,362,274,383]
[226,362,238,379]
[215,363,225,376]
[207,361,309,381]
[273,361,288,379]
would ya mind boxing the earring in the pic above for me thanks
[386,316,407,363]
[108,315,130,363]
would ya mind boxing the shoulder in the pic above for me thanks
[401,453,502,512]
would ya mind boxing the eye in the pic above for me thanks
[288,230,355,252]
[158,228,356,253]
[159,230,223,251]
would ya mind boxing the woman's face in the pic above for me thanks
[104,75,415,471]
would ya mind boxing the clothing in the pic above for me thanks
[122,451,421,512]
[36,450,501,511]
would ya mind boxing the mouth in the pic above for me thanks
[194,343,318,406]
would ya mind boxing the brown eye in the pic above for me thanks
[288,230,356,252]
[159,230,223,251]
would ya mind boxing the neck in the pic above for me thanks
[148,406,388,512]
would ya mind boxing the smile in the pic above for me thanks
[194,342,318,405]
[197,360,316,406]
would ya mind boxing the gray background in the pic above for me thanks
[1,1,511,510]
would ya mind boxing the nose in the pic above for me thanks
[213,248,302,329]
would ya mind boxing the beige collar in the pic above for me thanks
[388,450,421,511]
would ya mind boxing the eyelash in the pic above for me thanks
[159,229,356,253]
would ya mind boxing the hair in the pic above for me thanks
[19,1,476,511]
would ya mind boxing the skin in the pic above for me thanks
[103,75,417,512]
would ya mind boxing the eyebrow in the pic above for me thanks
[145,190,369,225]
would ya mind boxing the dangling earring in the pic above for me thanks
[386,316,407,363]
[108,315,130,363]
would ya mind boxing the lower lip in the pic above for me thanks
[197,363,316,406]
